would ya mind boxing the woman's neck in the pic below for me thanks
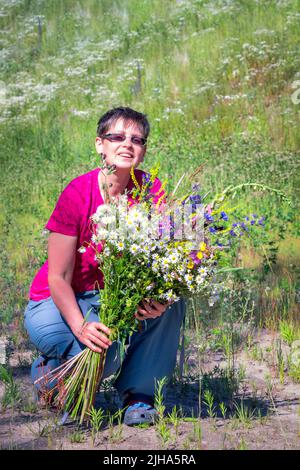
[98,167,132,200]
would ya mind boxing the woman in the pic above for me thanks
[24,107,185,426]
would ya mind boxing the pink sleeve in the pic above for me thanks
[45,180,82,236]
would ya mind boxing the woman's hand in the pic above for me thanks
[134,299,172,321]
[74,321,112,353]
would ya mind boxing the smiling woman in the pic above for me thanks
[95,111,148,200]
[23,106,186,426]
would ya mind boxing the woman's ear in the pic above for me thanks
[95,136,103,155]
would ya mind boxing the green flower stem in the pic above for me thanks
[212,182,291,208]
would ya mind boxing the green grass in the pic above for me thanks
[0,365,22,410]
[0,0,299,333]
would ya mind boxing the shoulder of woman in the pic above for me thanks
[67,168,98,187]
[61,168,99,197]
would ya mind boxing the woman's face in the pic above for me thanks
[95,118,147,171]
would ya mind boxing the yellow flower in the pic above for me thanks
[187,260,194,269]
[199,242,206,252]
[196,251,203,260]
[130,166,140,190]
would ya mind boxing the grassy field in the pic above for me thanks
[0,0,299,450]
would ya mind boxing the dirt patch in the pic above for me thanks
[0,329,299,450]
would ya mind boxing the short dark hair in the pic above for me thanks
[96,107,150,139]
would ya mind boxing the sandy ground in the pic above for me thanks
[0,328,299,450]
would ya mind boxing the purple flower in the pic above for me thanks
[244,216,249,221]
[205,213,214,222]
[143,174,151,184]
[209,227,217,233]
[220,211,228,221]
[230,230,237,237]
[232,223,238,228]
[189,194,202,204]
[252,214,258,218]
[250,220,256,225]
[189,250,202,265]
[241,222,249,231]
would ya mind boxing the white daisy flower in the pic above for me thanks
[108,231,118,242]
[184,273,193,283]
[96,227,108,240]
[167,252,179,264]
[130,244,141,255]
[163,290,175,301]
[195,275,205,285]
[188,284,196,292]
[101,215,116,225]
[199,267,208,276]
[116,241,125,251]
[92,204,115,223]
[161,258,171,271]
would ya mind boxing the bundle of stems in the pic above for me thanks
[34,348,107,423]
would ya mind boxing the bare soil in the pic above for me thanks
[0,328,299,450]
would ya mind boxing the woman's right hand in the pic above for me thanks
[74,321,112,353]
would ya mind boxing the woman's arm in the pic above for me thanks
[48,232,112,353]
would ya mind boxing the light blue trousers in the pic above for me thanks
[24,291,185,403]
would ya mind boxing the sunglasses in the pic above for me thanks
[101,133,147,147]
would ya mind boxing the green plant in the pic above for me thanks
[108,409,123,443]
[192,419,202,449]
[154,376,168,419]
[182,436,192,450]
[69,428,86,444]
[237,438,248,450]
[154,377,171,448]
[287,340,300,383]
[167,405,181,437]
[249,345,264,362]
[275,339,286,384]
[288,364,300,383]
[279,320,299,346]
[0,365,22,409]
[135,422,151,429]
[232,400,256,427]
[203,389,217,418]
[257,408,269,425]
[26,419,55,439]
[156,418,171,449]
[87,406,105,445]
[21,399,38,414]
[219,402,227,419]
[200,366,240,403]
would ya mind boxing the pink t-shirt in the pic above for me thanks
[29,168,164,301]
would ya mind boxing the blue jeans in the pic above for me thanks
[24,291,186,404]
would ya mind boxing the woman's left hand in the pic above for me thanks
[135,299,171,321]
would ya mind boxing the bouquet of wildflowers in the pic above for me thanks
[35,167,287,423]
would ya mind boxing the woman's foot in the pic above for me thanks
[123,401,159,426]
